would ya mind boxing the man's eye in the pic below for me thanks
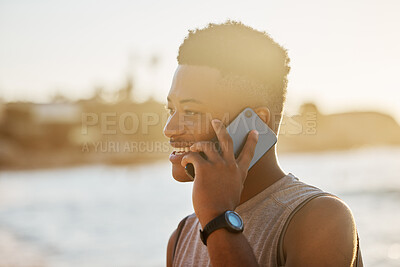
[165,106,175,115]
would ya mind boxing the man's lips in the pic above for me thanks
[169,150,191,164]
[169,140,194,164]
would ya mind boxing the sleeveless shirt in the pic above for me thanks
[172,172,342,266]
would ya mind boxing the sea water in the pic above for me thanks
[0,146,399,266]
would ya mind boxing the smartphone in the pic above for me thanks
[185,107,277,179]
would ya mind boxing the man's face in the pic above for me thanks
[163,64,244,182]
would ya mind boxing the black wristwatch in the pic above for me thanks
[199,210,244,246]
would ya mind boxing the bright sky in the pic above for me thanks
[0,0,399,122]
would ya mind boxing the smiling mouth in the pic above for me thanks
[172,147,191,154]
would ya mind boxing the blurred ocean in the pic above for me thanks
[0,146,399,267]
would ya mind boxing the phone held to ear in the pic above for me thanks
[185,107,277,180]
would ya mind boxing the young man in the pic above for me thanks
[164,20,363,267]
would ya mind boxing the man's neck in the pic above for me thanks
[239,147,286,205]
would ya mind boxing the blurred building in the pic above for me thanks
[278,103,400,153]
[0,95,170,169]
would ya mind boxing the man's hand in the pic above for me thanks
[181,119,259,227]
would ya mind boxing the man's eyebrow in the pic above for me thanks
[167,97,203,104]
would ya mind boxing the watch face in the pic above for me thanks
[225,211,243,231]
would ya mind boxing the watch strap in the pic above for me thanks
[199,212,228,246]
[199,211,243,246]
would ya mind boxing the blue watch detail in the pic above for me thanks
[226,211,243,230]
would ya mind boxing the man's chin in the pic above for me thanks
[171,164,193,182]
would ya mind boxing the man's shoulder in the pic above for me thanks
[268,173,327,207]
[167,213,197,267]
[173,213,198,236]
[289,195,356,232]
[284,196,357,266]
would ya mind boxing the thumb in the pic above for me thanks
[181,152,207,169]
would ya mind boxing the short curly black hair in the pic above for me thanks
[177,19,291,130]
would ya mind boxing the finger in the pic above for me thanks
[211,119,235,161]
[190,141,221,162]
[180,152,208,169]
[237,130,259,171]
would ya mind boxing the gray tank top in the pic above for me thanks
[172,172,362,266]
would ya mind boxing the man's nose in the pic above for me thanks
[163,113,186,138]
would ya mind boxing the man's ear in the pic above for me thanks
[254,107,271,125]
